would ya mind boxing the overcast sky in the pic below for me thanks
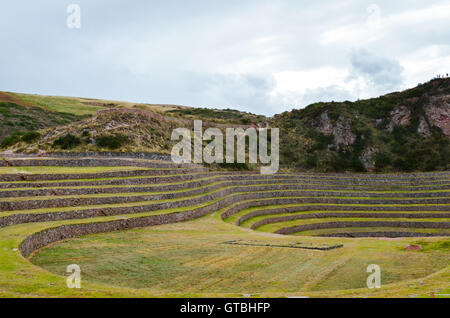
[1,0,449,116]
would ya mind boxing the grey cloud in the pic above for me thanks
[302,85,354,104]
[186,73,277,115]
[0,0,449,116]
[349,49,404,91]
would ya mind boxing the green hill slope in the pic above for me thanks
[274,78,450,172]
[1,78,449,172]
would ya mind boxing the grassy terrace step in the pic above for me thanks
[221,198,450,220]
[1,177,450,198]
[2,171,450,190]
[264,218,450,235]
[2,181,450,193]
[18,210,450,257]
[0,166,155,174]
[235,206,450,226]
[302,227,450,237]
[0,172,291,188]
[0,177,306,195]
[2,181,449,203]
[1,165,449,182]
[1,183,449,212]
[247,212,450,230]
[0,157,200,169]
[0,167,208,182]
[2,157,449,177]
[2,170,450,183]
[1,192,450,229]
[0,158,448,297]
[21,215,449,297]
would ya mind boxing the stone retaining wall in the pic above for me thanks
[2,179,449,198]
[275,221,450,235]
[3,153,449,178]
[3,183,450,212]
[223,198,450,219]
[0,158,179,169]
[18,203,450,258]
[3,189,450,228]
[250,212,450,229]
[237,205,450,225]
[2,169,449,183]
[0,167,208,182]
[2,171,450,190]
[1,152,172,162]
[318,232,449,238]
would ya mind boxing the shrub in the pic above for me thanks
[95,134,128,149]
[239,118,251,125]
[21,131,40,143]
[374,152,391,170]
[53,134,81,149]
[0,132,23,148]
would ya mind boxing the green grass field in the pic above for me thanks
[0,166,152,174]
[11,93,106,116]
[30,214,449,297]
[0,161,448,298]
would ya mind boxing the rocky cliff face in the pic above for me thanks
[387,105,412,132]
[425,94,450,137]
[316,112,356,149]
[273,78,450,172]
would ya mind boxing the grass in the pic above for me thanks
[239,210,450,228]
[0,165,448,298]
[11,93,106,116]
[3,181,450,202]
[224,201,450,224]
[294,227,450,236]
[0,172,211,185]
[254,217,450,234]
[0,166,152,175]
[29,214,450,296]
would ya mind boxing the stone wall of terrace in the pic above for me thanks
[221,197,450,219]
[2,188,450,228]
[1,152,172,162]
[249,212,450,229]
[0,167,208,182]
[2,180,449,198]
[237,205,450,225]
[18,201,450,258]
[275,221,450,235]
[319,232,448,238]
[3,183,450,212]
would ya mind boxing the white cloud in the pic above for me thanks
[0,0,449,116]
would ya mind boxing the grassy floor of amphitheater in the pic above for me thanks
[0,156,448,298]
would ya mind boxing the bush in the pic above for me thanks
[53,134,81,149]
[21,131,40,143]
[239,118,251,125]
[0,132,23,148]
[95,134,128,149]
[374,152,391,170]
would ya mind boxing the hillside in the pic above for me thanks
[0,78,449,172]
[274,78,450,172]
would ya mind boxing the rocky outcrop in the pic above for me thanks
[317,112,356,148]
[387,106,412,132]
[360,147,377,172]
[425,95,450,137]
[418,117,431,137]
